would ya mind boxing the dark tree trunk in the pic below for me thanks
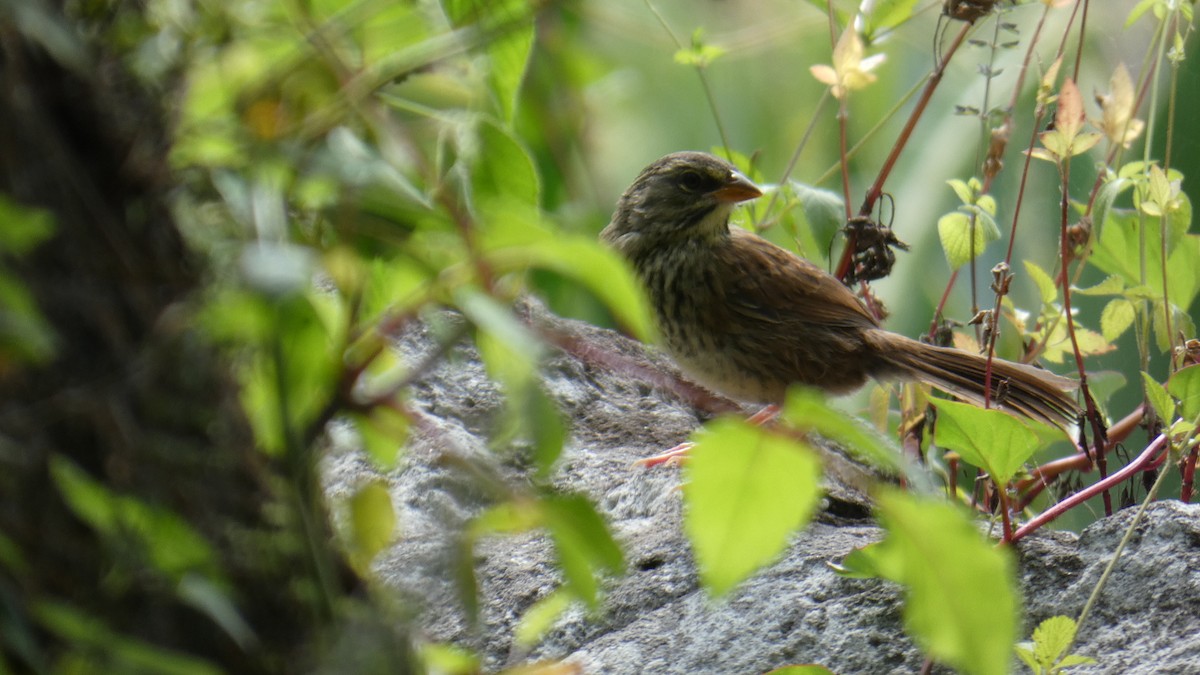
[0,6,378,672]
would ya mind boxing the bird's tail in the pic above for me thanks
[868,330,1081,429]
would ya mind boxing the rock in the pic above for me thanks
[322,299,1200,674]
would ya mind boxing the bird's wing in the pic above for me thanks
[715,227,879,331]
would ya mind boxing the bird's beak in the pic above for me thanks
[712,171,763,203]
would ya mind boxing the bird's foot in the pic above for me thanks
[633,442,694,468]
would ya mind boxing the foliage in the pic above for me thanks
[3,0,1200,672]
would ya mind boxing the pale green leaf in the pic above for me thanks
[1074,275,1125,296]
[443,0,534,121]
[1100,298,1136,341]
[543,493,623,607]
[1168,365,1200,422]
[873,490,1019,675]
[515,588,572,647]
[931,399,1046,485]
[938,211,998,269]
[348,480,397,572]
[1023,260,1058,304]
[683,418,822,597]
[863,0,920,37]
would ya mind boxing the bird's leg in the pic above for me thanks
[633,404,780,468]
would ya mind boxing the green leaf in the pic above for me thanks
[351,405,409,470]
[0,272,57,364]
[1141,372,1175,422]
[50,457,218,581]
[1074,275,1125,296]
[528,385,566,478]
[457,287,543,392]
[765,666,837,675]
[472,118,540,210]
[831,541,887,579]
[1023,260,1058,304]
[931,399,1046,485]
[490,235,656,341]
[1100,298,1136,341]
[788,181,845,260]
[34,601,223,675]
[515,588,572,647]
[683,418,822,597]
[1168,365,1200,422]
[863,0,920,37]
[873,490,1019,675]
[781,387,902,474]
[938,210,999,269]
[674,27,727,68]
[443,0,535,122]
[0,196,56,253]
[347,480,397,573]
[1091,176,1132,244]
[1030,616,1078,667]
[543,493,624,608]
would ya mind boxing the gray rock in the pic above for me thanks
[322,299,1200,674]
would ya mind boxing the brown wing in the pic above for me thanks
[716,227,878,331]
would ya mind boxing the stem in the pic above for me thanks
[1057,157,1111,515]
[1067,433,1173,657]
[1010,433,1168,543]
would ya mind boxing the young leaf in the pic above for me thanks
[1141,372,1176,423]
[938,211,999,269]
[683,418,822,597]
[1023,260,1059,304]
[1100,298,1136,341]
[873,490,1019,675]
[1168,365,1200,422]
[931,399,1047,486]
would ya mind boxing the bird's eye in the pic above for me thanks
[678,170,707,192]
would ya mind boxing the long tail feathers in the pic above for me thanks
[876,333,1081,429]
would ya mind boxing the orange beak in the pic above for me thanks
[712,171,763,203]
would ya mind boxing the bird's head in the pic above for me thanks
[601,152,762,255]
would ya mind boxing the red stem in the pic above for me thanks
[1011,433,1168,543]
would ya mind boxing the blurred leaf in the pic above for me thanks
[0,273,57,365]
[443,0,535,122]
[931,399,1047,485]
[1091,176,1132,244]
[457,287,543,392]
[352,406,409,470]
[766,666,836,675]
[674,28,726,68]
[938,210,999,269]
[176,575,258,650]
[487,235,656,342]
[347,480,397,573]
[1168,365,1200,422]
[528,386,566,478]
[830,541,886,579]
[1141,372,1176,423]
[49,457,219,580]
[863,0,920,38]
[683,418,822,597]
[781,387,902,474]
[420,642,481,674]
[1023,260,1058,304]
[543,494,624,608]
[515,588,572,647]
[472,118,541,209]
[1100,298,1135,341]
[33,602,222,675]
[787,181,845,260]
[873,490,1018,675]
[0,196,55,253]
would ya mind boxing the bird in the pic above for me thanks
[600,151,1079,459]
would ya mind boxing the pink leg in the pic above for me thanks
[633,404,780,468]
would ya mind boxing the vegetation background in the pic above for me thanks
[1,0,1196,673]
